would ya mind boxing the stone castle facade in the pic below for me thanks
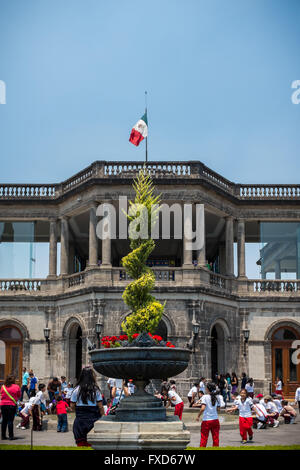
[0,160,299,397]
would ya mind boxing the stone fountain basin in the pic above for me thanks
[89,346,191,380]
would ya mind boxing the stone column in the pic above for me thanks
[102,237,111,266]
[89,204,98,267]
[196,204,206,267]
[48,219,57,277]
[275,260,281,279]
[225,216,234,276]
[182,203,193,267]
[237,219,246,278]
[60,217,69,275]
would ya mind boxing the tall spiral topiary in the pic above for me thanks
[121,168,165,339]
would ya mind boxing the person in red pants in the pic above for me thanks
[196,382,225,447]
[226,389,254,444]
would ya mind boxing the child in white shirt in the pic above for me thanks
[196,382,225,448]
[226,389,254,443]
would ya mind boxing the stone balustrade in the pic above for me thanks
[2,271,300,296]
[1,161,300,201]
[0,184,57,199]
[249,279,300,293]
[237,184,300,199]
[66,272,86,288]
[0,279,42,292]
[104,162,192,178]
[209,272,232,290]
[117,267,176,282]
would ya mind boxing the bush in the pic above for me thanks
[121,169,165,338]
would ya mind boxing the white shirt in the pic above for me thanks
[127,382,135,395]
[21,396,36,415]
[199,381,205,393]
[64,387,74,399]
[276,381,282,391]
[245,383,254,393]
[33,391,46,406]
[71,386,102,406]
[295,387,300,402]
[273,399,282,413]
[188,386,198,398]
[200,394,225,421]
[234,397,253,417]
[107,378,115,388]
[265,401,278,414]
[260,398,267,409]
[252,403,268,421]
[168,390,183,405]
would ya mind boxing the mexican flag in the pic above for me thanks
[129,112,148,146]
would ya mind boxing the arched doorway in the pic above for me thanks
[153,319,168,341]
[272,326,300,397]
[68,324,82,386]
[211,324,226,380]
[0,326,23,385]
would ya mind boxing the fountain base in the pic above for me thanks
[87,415,191,450]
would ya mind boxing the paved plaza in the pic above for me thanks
[1,418,299,449]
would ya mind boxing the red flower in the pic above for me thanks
[153,335,162,342]
[132,333,139,339]
[110,336,117,343]
[119,335,128,341]
[166,342,175,348]
[148,332,153,337]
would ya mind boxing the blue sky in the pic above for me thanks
[0,0,299,185]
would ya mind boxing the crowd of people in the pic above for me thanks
[185,373,299,446]
[0,367,299,447]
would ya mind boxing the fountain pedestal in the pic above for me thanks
[87,415,190,450]
[88,337,192,450]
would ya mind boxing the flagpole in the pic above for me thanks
[145,91,148,163]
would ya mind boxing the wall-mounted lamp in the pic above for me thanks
[242,329,250,356]
[95,322,102,349]
[187,321,200,352]
[44,327,51,355]
[243,329,250,343]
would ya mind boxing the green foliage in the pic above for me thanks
[121,168,165,338]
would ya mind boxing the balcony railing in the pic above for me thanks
[117,268,176,282]
[66,272,86,288]
[2,271,300,297]
[249,279,300,293]
[1,160,300,202]
[236,184,300,199]
[0,279,42,292]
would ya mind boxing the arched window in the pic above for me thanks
[273,328,297,340]
[153,320,168,341]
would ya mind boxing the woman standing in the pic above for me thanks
[245,378,254,399]
[231,373,238,395]
[70,367,104,447]
[0,375,21,440]
[225,373,232,403]
[196,382,225,447]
